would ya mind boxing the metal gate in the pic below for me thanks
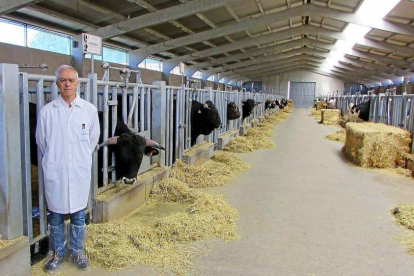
[289,82,316,108]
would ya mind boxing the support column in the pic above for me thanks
[151,81,167,166]
[0,64,23,239]
[162,61,178,84]
[72,34,85,77]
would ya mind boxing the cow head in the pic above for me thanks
[191,100,222,146]
[227,102,241,120]
[99,133,165,185]
[241,99,256,120]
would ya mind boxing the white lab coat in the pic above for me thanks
[36,94,100,214]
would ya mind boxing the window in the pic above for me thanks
[27,27,71,55]
[85,53,103,60]
[193,70,202,79]
[207,75,214,81]
[0,20,25,46]
[138,57,163,72]
[219,78,225,83]
[0,19,71,55]
[103,46,127,64]
[170,65,182,75]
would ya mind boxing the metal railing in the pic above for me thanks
[0,63,284,245]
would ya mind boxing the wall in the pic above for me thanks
[262,69,344,97]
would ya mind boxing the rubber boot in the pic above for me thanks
[44,223,66,274]
[68,223,89,270]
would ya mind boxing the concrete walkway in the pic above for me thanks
[54,108,414,276]
[191,108,414,276]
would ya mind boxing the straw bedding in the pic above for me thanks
[309,108,321,120]
[0,237,15,250]
[85,178,239,274]
[321,109,342,125]
[223,112,290,153]
[342,123,411,168]
[392,204,414,256]
[288,99,294,108]
[325,130,346,143]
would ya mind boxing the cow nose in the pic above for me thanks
[122,177,136,185]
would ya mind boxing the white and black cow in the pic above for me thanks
[346,100,370,122]
[191,100,222,146]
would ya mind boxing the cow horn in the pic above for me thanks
[96,136,119,150]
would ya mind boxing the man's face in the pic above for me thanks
[56,68,79,99]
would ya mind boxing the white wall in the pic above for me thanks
[262,69,344,97]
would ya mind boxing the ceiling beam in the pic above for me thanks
[0,0,43,15]
[89,0,240,39]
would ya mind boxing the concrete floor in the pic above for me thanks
[48,108,414,276]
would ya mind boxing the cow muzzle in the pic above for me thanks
[122,177,136,185]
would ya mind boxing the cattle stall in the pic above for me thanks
[0,63,282,249]
[323,93,414,152]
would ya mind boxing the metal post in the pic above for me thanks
[152,81,167,166]
[0,64,23,239]
[87,73,98,217]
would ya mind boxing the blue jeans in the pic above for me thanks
[49,209,86,257]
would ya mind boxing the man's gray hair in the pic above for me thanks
[55,65,79,81]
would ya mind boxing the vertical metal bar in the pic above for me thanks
[169,89,174,165]
[111,86,117,183]
[122,88,127,124]
[146,87,151,133]
[19,73,33,242]
[103,85,109,188]
[35,79,47,237]
[87,73,98,218]
[165,88,170,166]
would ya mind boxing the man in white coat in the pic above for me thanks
[36,65,100,273]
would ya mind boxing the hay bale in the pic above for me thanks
[325,130,346,143]
[287,99,294,108]
[321,109,341,125]
[316,101,326,111]
[342,123,411,168]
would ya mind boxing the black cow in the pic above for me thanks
[97,112,165,185]
[29,102,165,185]
[227,102,241,120]
[191,100,222,146]
[347,100,370,122]
[242,99,256,121]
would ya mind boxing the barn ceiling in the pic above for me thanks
[1,0,414,85]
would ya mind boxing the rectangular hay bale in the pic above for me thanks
[288,99,294,108]
[316,101,326,111]
[321,109,341,125]
[342,123,411,168]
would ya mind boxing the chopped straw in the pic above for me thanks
[85,178,239,275]
[392,204,414,256]
[224,111,289,153]
[0,237,15,250]
[392,204,414,230]
[169,151,250,188]
[325,130,346,143]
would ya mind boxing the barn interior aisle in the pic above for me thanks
[189,108,414,276]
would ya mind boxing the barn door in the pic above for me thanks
[289,82,316,108]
